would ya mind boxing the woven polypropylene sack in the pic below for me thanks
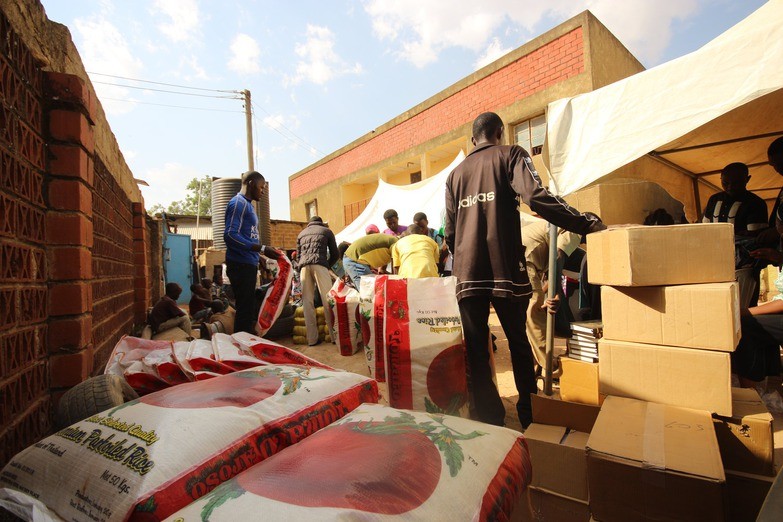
[256,254,293,337]
[167,404,531,521]
[327,279,362,356]
[358,275,387,382]
[0,366,378,522]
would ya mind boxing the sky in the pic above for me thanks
[40,0,767,220]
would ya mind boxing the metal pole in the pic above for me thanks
[243,89,254,170]
[544,223,558,396]
[194,179,202,257]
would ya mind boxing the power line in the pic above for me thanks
[252,101,326,157]
[92,80,242,99]
[87,71,240,94]
[101,97,244,113]
[252,104,322,158]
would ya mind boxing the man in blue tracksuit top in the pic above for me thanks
[224,171,279,334]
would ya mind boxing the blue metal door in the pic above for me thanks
[163,232,193,304]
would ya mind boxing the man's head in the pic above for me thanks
[383,209,399,231]
[309,216,323,225]
[413,211,428,228]
[338,241,351,257]
[201,278,212,288]
[405,224,425,236]
[365,224,379,234]
[242,170,265,201]
[472,112,504,147]
[165,282,182,300]
[769,137,783,175]
[721,162,750,197]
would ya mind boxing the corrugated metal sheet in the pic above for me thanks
[171,218,212,241]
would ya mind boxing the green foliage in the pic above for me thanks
[150,175,212,216]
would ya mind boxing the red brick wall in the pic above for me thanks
[270,220,308,250]
[290,28,584,199]
[0,5,158,469]
[0,9,51,467]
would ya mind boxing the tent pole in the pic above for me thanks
[544,223,558,396]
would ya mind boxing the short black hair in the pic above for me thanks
[309,216,323,223]
[769,137,783,158]
[472,112,504,141]
[165,282,181,296]
[722,162,749,178]
[338,241,351,257]
[383,209,398,220]
[413,212,427,222]
[644,208,675,226]
[242,170,265,185]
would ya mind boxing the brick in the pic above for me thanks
[135,264,149,278]
[49,281,92,316]
[46,212,93,247]
[132,214,144,228]
[49,246,92,280]
[132,202,145,215]
[48,109,95,152]
[134,286,150,303]
[48,144,94,186]
[48,315,92,352]
[48,179,92,215]
[44,72,96,121]
[50,345,93,388]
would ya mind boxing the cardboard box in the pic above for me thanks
[559,358,605,406]
[530,393,601,433]
[587,396,727,522]
[586,223,734,286]
[520,488,591,522]
[725,469,775,522]
[598,339,732,416]
[525,424,590,501]
[713,388,774,476]
[601,282,740,352]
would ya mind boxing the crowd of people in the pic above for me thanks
[144,115,783,430]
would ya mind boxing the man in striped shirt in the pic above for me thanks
[224,171,280,334]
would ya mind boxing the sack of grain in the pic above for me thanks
[167,403,531,521]
[256,254,293,337]
[0,366,378,522]
[327,279,362,356]
[358,275,387,382]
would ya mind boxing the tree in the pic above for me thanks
[148,175,212,216]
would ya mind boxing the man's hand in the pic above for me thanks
[750,247,783,265]
[541,294,560,315]
[251,243,262,252]
[263,246,281,259]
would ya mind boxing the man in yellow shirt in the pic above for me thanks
[342,232,397,288]
[391,225,440,278]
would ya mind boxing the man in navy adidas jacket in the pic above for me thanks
[224,171,279,334]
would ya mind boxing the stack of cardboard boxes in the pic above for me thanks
[523,223,777,521]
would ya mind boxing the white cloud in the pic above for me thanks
[364,0,702,68]
[181,54,209,80]
[73,15,143,115]
[152,0,201,43]
[262,113,301,131]
[228,33,262,75]
[139,162,203,208]
[286,25,363,86]
[474,37,512,70]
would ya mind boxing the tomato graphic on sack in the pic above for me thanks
[198,410,486,518]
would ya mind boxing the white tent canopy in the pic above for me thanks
[545,0,783,220]
[335,152,465,243]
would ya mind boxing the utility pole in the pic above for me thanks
[243,89,254,171]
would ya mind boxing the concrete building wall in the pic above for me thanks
[289,12,645,231]
[0,0,159,467]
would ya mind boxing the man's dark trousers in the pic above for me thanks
[459,295,537,428]
[227,261,258,334]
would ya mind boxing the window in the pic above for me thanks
[305,199,318,219]
[410,171,422,184]
[514,115,546,155]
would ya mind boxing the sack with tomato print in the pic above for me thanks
[327,279,362,356]
[255,253,294,337]
[211,333,269,371]
[104,336,183,394]
[168,403,531,521]
[358,275,388,382]
[384,276,468,417]
[231,332,333,370]
[0,365,378,522]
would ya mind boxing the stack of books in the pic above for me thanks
[567,320,602,362]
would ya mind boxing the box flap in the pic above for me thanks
[587,396,725,481]
[726,388,773,422]
[531,393,601,433]
[525,423,568,444]
[563,430,590,450]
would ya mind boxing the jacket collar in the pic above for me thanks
[467,142,497,157]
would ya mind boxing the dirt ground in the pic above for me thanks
[272,311,568,433]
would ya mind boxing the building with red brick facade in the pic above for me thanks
[289,12,644,229]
